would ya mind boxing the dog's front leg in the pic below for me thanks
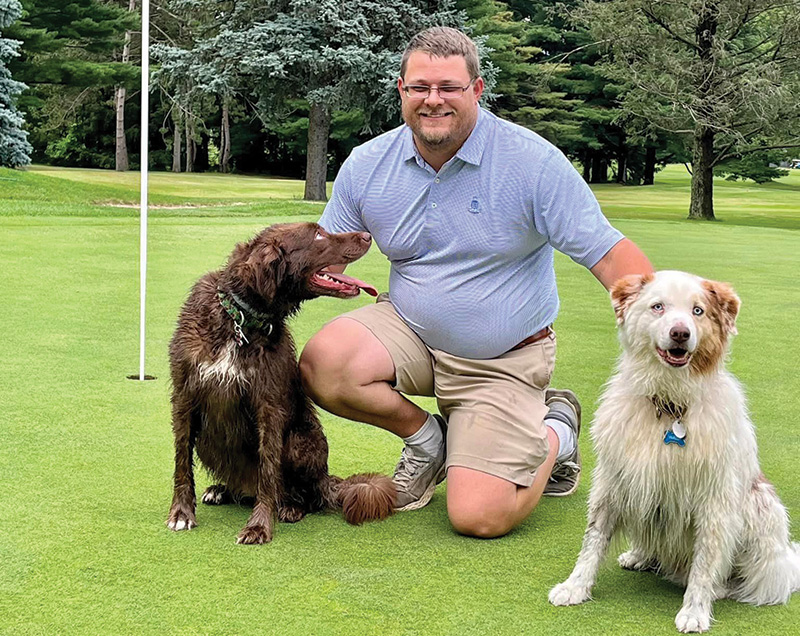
[236,402,285,545]
[167,392,198,531]
[549,483,618,606]
[675,507,737,633]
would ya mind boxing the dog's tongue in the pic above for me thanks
[324,271,378,296]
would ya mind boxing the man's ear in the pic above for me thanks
[701,279,741,335]
[610,273,653,325]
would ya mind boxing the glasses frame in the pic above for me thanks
[401,79,475,100]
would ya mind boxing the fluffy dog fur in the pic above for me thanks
[166,222,396,544]
[549,271,799,632]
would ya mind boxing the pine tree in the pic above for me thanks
[0,0,31,167]
[155,0,464,201]
[576,0,800,219]
[6,0,138,163]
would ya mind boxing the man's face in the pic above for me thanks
[398,51,484,152]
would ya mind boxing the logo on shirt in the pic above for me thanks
[468,197,481,214]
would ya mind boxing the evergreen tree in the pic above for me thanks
[0,0,31,167]
[459,0,585,148]
[576,0,800,220]
[6,0,138,162]
[155,0,464,201]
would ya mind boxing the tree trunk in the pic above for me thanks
[616,149,627,184]
[643,146,656,185]
[115,86,129,171]
[304,102,331,201]
[220,101,231,173]
[688,127,715,220]
[114,0,135,172]
[185,114,195,173]
[582,151,591,182]
[591,154,608,183]
[172,113,182,172]
[689,1,718,219]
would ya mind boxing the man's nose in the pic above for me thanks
[424,87,446,106]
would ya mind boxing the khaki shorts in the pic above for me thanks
[336,296,556,487]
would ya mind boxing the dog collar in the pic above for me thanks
[652,397,687,447]
[217,289,274,346]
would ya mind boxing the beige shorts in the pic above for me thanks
[337,296,556,487]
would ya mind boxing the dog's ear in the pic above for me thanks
[225,237,286,300]
[610,273,653,324]
[702,279,741,335]
[248,242,287,300]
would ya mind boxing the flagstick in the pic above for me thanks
[138,0,150,381]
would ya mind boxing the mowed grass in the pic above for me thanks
[0,165,799,636]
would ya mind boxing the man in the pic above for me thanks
[300,27,653,538]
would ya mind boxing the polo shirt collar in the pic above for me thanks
[401,107,490,167]
[454,107,489,166]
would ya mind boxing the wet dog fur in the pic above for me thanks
[166,222,395,544]
[549,271,799,632]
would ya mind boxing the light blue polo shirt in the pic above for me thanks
[319,107,624,359]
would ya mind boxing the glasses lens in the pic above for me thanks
[438,86,464,97]
[405,85,429,98]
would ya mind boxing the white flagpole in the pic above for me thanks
[139,0,150,381]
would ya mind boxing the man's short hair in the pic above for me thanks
[400,27,480,80]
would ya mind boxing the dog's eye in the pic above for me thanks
[693,306,704,316]
[314,232,325,241]
[651,303,664,313]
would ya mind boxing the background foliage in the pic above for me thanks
[1,0,799,207]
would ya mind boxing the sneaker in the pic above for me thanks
[543,388,582,497]
[393,414,447,511]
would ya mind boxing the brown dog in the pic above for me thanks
[166,222,396,544]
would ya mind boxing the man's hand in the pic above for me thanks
[590,238,653,290]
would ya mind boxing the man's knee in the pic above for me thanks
[299,318,393,404]
[448,500,515,539]
[446,467,520,539]
[299,325,351,403]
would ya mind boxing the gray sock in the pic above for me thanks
[402,412,443,458]
[545,402,577,462]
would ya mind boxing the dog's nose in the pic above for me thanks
[358,232,372,245]
[670,324,690,344]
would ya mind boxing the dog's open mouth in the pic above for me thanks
[310,269,378,297]
[657,347,692,368]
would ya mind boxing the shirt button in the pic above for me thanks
[434,178,440,183]
[431,203,437,209]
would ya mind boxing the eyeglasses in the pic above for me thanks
[402,80,475,100]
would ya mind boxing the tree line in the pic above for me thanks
[1,0,799,220]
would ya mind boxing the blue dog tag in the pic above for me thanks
[664,429,686,447]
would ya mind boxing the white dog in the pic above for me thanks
[549,271,799,633]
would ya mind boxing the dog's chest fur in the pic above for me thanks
[591,370,759,576]
[185,325,298,491]
[198,342,249,388]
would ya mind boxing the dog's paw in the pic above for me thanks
[618,550,654,571]
[236,524,272,545]
[278,505,306,523]
[202,485,231,506]
[675,606,711,633]
[167,507,196,532]
[548,581,591,606]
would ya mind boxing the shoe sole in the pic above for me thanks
[542,458,580,497]
[394,464,446,512]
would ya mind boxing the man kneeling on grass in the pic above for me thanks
[299,27,652,538]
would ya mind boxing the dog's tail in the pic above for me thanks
[731,478,800,605]
[324,473,396,525]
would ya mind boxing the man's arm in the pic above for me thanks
[590,238,653,291]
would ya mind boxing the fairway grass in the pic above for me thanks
[1,166,798,635]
